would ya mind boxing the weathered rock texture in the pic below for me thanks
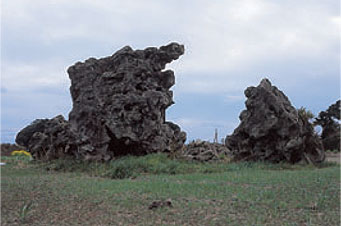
[182,141,231,162]
[315,100,341,152]
[16,115,77,160]
[225,78,325,164]
[0,143,25,156]
[16,43,187,161]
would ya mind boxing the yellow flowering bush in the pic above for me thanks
[11,150,32,158]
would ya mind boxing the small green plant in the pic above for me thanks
[19,201,33,222]
[297,107,314,121]
[326,149,339,153]
[218,153,231,162]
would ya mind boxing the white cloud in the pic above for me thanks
[2,0,187,45]
[170,117,239,141]
[173,118,237,129]
[224,95,245,103]
[1,61,70,91]
[1,0,339,143]
[179,0,339,73]
[3,0,338,76]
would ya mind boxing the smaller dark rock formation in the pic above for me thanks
[315,100,341,152]
[15,115,77,160]
[225,78,325,164]
[0,143,25,156]
[182,140,231,162]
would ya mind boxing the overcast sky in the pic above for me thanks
[1,0,340,143]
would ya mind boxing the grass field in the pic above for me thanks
[1,155,340,225]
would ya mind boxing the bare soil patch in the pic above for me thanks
[326,152,340,163]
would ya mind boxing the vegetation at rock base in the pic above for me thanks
[11,150,32,158]
[0,143,25,156]
[1,154,340,225]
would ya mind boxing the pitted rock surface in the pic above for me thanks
[67,43,186,160]
[15,115,77,160]
[16,43,186,161]
[225,78,325,164]
[182,141,231,162]
[0,143,26,156]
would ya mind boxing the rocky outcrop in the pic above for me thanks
[315,100,340,152]
[182,141,231,162]
[225,78,325,164]
[67,42,186,160]
[0,143,26,156]
[15,115,77,160]
[15,43,187,161]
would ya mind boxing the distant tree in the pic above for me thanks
[314,100,341,152]
[315,100,340,127]
[297,107,315,122]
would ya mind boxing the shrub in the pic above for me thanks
[11,150,32,159]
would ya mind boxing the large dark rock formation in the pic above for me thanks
[225,78,325,164]
[315,100,341,152]
[16,43,187,161]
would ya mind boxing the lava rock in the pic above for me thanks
[0,143,26,156]
[66,42,186,160]
[182,140,231,162]
[225,78,325,164]
[148,198,173,210]
[16,43,186,161]
[15,115,77,160]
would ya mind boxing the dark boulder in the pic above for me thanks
[0,143,26,156]
[182,140,231,162]
[225,78,325,164]
[15,115,77,160]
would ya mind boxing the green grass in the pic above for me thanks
[326,149,340,153]
[1,154,340,225]
[4,153,336,180]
